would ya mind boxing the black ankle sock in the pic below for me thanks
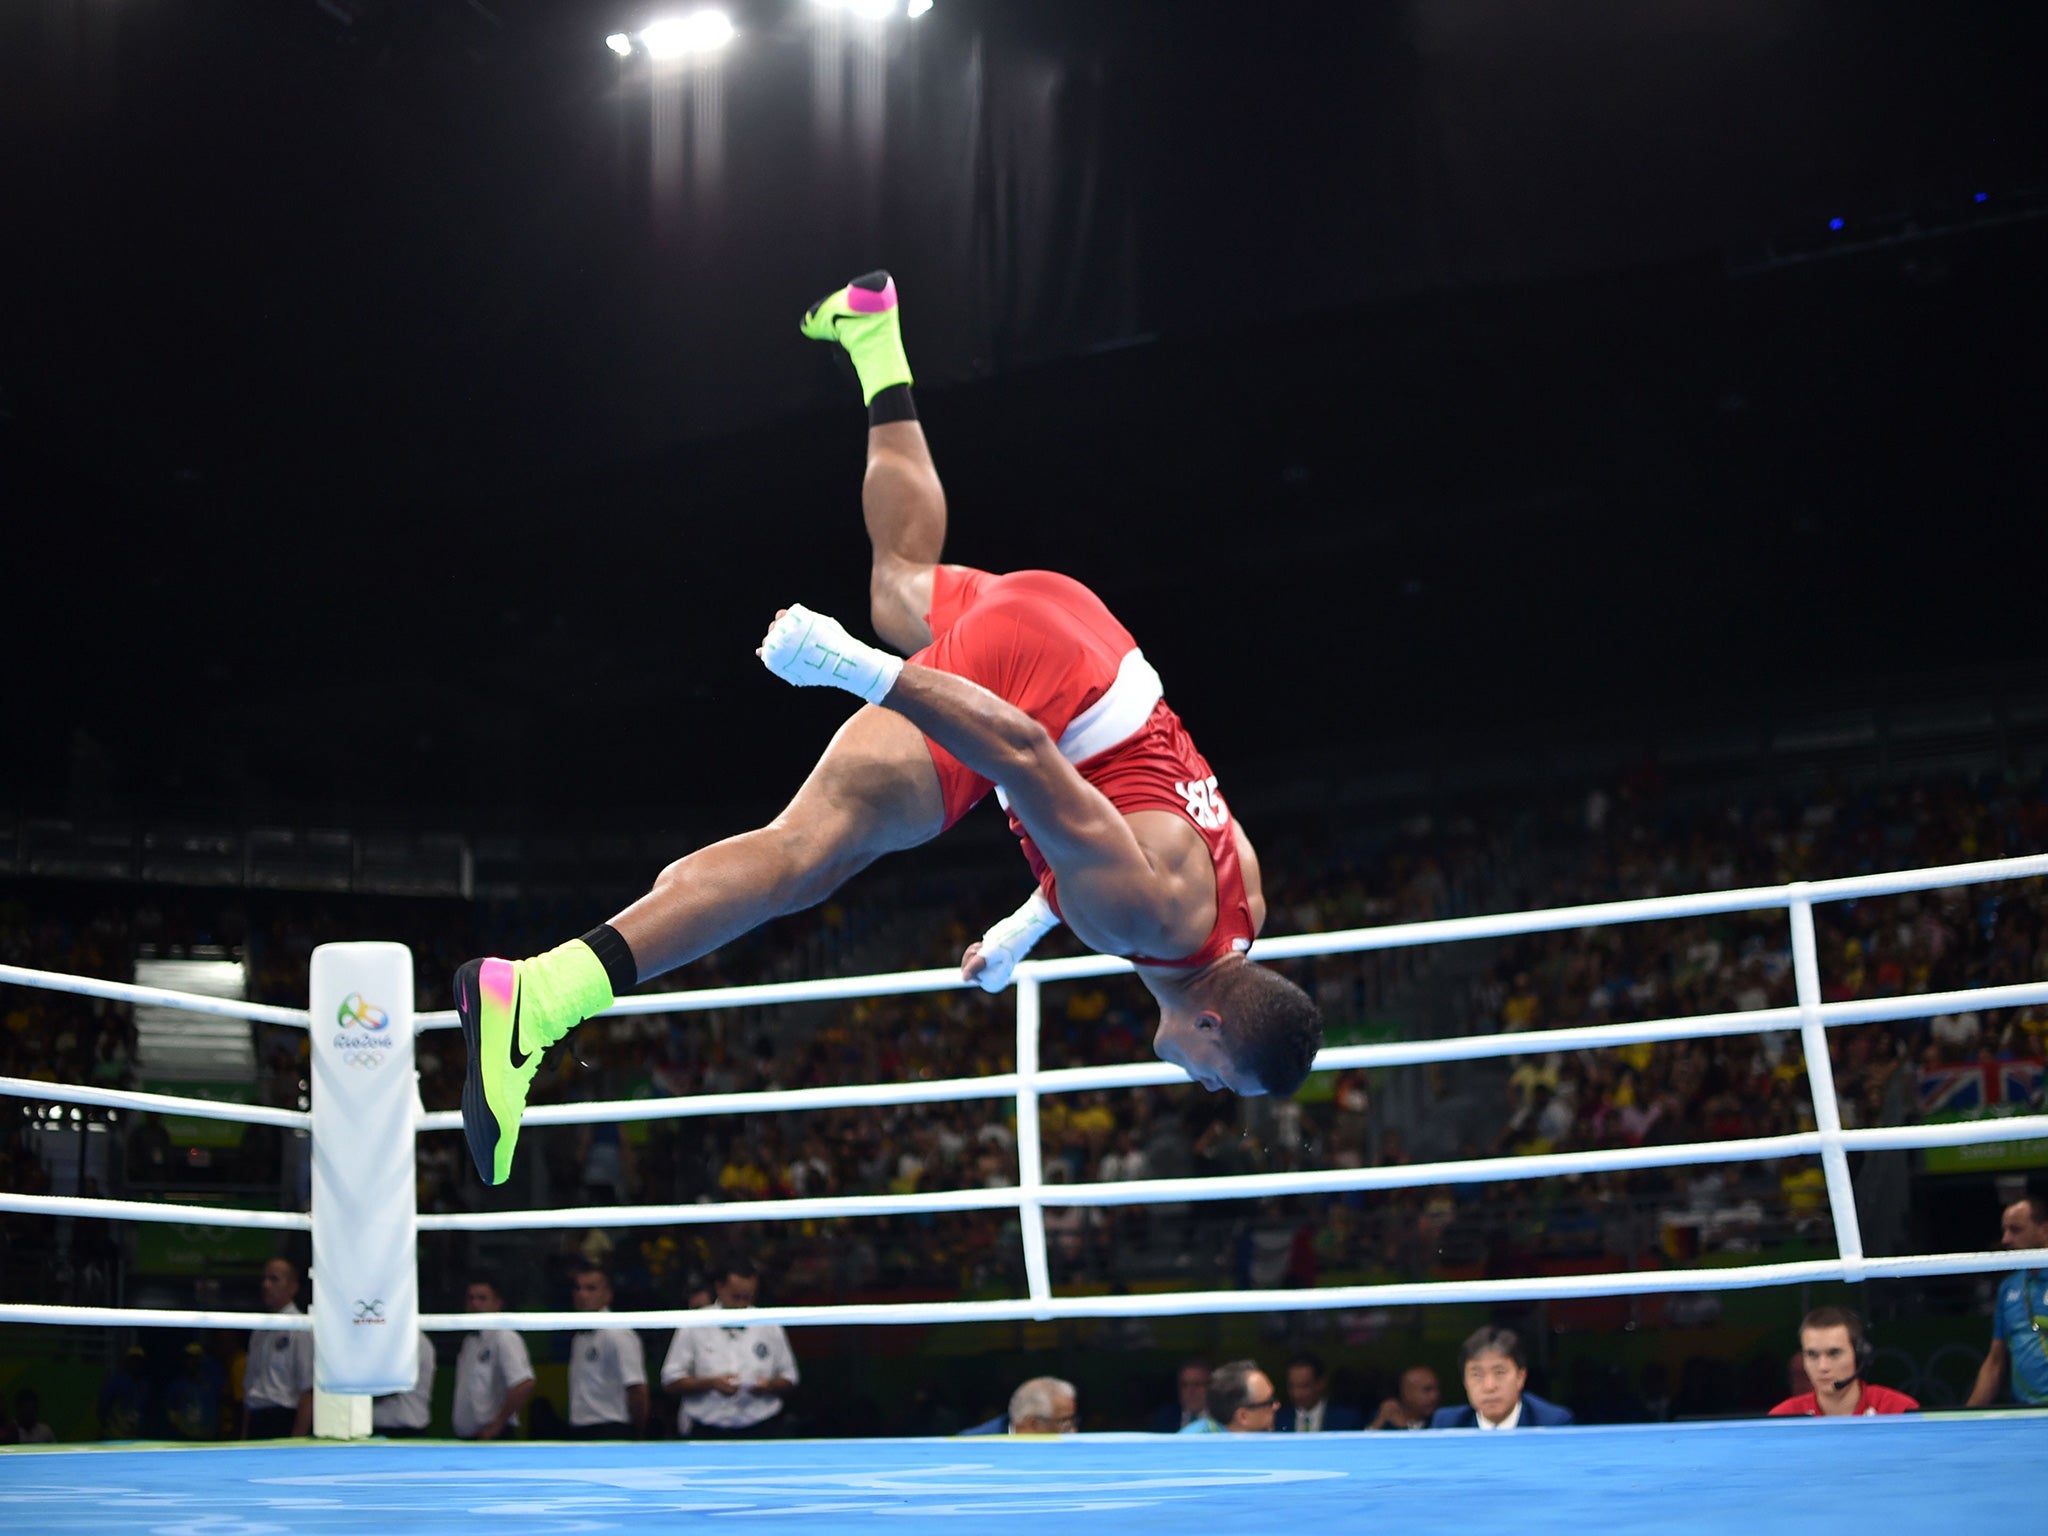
[580,923,640,994]
[868,384,917,428]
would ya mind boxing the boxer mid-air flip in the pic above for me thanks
[456,271,1321,1185]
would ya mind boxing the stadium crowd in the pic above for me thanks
[3,763,2046,1436]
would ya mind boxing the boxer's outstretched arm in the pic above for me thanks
[884,663,1167,910]
[963,889,1062,992]
[760,605,1180,951]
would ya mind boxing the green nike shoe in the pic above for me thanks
[800,269,912,404]
[456,956,540,1186]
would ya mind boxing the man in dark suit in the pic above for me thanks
[1275,1353,1365,1433]
[1146,1358,1214,1433]
[1430,1326,1574,1430]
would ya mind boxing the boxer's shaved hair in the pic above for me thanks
[1213,963,1322,1098]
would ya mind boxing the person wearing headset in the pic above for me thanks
[1965,1194,2048,1408]
[1769,1307,1918,1417]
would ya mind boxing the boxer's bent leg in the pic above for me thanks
[864,420,945,655]
[609,705,947,979]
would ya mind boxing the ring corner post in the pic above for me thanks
[1787,889,1867,1279]
[308,941,420,1439]
[1012,971,1055,1319]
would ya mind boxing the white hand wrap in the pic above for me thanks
[972,888,1062,993]
[759,603,903,705]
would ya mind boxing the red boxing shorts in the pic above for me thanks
[910,565,1255,967]
[912,565,1158,827]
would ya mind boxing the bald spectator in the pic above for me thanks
[1431,1327,1573,1429]
[1966,1195,2048,1408]
[242,1258,313,1439]
[1147,1358,1213,1433]
[1276,1353,1363,1432]
[1371,1366,1442,1431]
[961,1376,1078,1435]
[451,1275,535,1441]
[1179,1359,1278,1434]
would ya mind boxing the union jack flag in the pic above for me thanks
[1918,1059,2046,1115]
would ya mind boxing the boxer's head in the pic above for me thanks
[1153,959,1321,1097]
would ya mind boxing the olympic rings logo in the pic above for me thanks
[340,1051,387,1071]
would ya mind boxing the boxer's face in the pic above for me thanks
[1153,1011,1264,1095]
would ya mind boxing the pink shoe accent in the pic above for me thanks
[481,957,516,1008]
[845,276,897,315]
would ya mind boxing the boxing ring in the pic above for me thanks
[5,853,2048,1532]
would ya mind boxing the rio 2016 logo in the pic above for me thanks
[338,993,389,1031]
[333,991,397,1070]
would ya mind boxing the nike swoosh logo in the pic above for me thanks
[507,988,532,1071]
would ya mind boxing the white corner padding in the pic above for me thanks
[310,942,419,1400]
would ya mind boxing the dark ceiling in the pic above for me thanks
[4,1,2045,832]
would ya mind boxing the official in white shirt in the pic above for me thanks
[660,1261,797,1438]
[372,1331,437,1437]
[568,1265,648,1438]
[243,1257,314,1439]
[451,1276,535,1441]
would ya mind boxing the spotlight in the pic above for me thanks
[606,32,633,56]
[816,0,900,18]
[1828,217,1844,231]
[641,9,735,58]
[907,0,933,14]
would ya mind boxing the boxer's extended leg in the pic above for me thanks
[801,270,946,654]
[862,421,945,654]
[609,707,944,975]
[457,708,945,1184]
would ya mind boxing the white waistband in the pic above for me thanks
[995,649,1163,812]
[1059,648,1163,763]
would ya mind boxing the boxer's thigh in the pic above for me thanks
[771,705,950,874]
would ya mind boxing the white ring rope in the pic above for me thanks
[413,1072,1022,1133]
[407,852,2048,1031]
[412,964,979,1031]
[11,1246,2046,1337]
[415,1133,1828,1235]
[413,1117,2048,1235]
[4,852,2045,1333]
[0,1304,311,1330]
[0,1191,311,1230]
[419,1185,1031,1232]
[426,1245,2048,1333]
[0,962,308,1026]
[408,980,2048,1132]
[1841,1116,2048,1152]
[12,853,2041,1029]
[0,1074,311,1130]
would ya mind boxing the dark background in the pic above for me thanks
[5,0,2045,833]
